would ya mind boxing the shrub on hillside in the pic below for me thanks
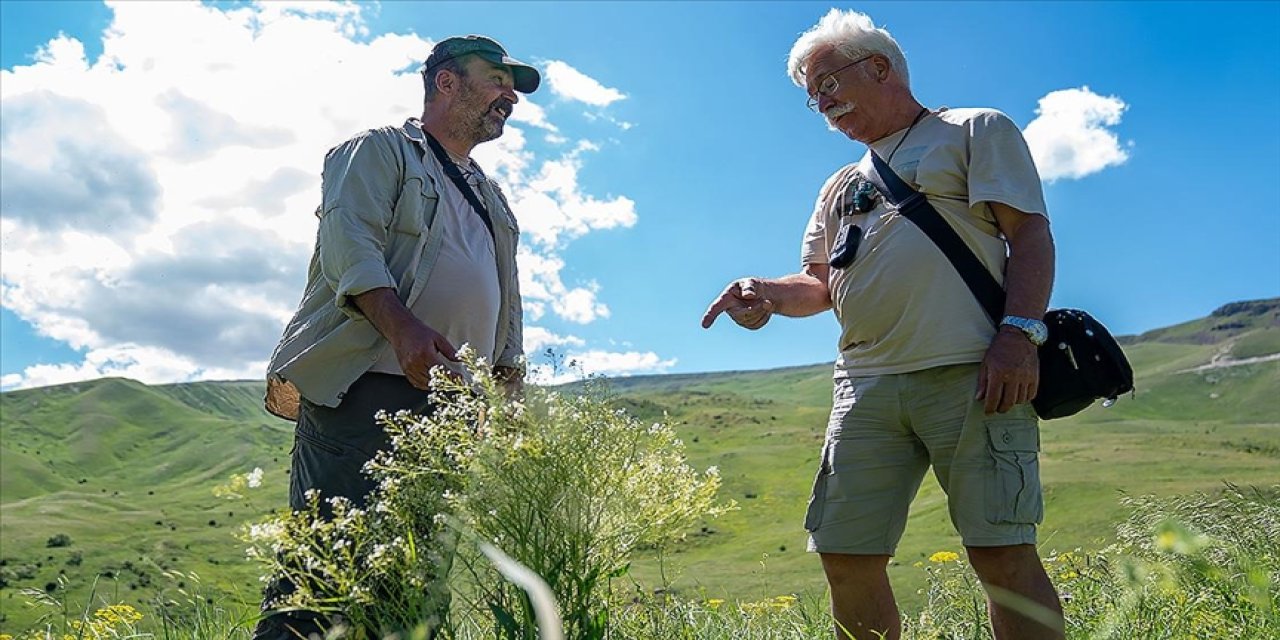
[44,535,70,549]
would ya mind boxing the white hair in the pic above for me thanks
[787,9,909,88]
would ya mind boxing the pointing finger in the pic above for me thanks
[701,294,737,328]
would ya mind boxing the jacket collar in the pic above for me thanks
[402,118,490,182]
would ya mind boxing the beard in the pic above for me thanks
[448,78,510,145]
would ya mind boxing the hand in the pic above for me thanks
[494,365,525,400]
[976,328,1040,414]
[701,278,776,330]
[391,323,461,390]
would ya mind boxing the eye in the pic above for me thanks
[819,76,837,95]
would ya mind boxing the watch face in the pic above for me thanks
[1028,322,1049,346]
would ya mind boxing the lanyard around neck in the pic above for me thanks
[421,132,496,241]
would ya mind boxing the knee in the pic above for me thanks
[965,544,1042,582]
[820,553,891,585]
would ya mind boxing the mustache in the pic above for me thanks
[825,101,856,125]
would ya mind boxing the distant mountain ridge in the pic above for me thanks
[1118,297,1279,346]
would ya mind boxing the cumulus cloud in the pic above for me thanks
[528,349,677,386]
[1023,86,1130,182]
[522,326,586,355]
[0,1,664,390]
[544,60,626,107]
[0,91,161,233]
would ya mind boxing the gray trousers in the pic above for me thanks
[253,372,434,640]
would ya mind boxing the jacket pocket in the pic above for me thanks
[984,420,1043,524]
[391,176,438,235]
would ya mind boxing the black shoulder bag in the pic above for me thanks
[861,151,1134,419]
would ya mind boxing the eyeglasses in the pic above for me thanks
[806,54,875,112]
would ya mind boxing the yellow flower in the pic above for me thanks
[705,598,725,609]
[770,594,798,609]
[929,551,960,563]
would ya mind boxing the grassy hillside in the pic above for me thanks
[2,299,1277,631]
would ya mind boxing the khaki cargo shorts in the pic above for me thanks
[805,363,1042,555]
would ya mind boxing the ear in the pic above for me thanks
[872,55,891,83]
[433,68,458,96]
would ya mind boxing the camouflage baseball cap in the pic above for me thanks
[423,35,540,93]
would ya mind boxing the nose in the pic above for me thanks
[817,93,837,114]
[500,80,518,104]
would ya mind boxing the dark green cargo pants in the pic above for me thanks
[253,372,435,640]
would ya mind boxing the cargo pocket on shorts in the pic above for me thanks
[804,441,832,532]
[290,421,371,512]
[984,420,1043,524]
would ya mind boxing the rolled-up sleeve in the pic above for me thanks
[317,131,402,319]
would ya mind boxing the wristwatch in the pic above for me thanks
[1000,315,1049,347]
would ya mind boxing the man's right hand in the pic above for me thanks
[391,323,461,390]
[353,287,462,390]
[701,278,776,330]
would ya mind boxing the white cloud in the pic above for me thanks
[0,343,264,390]
[0,1,667,391]
[528,349,677,385]
[1023,86,1130,182]
[544,60,626,107]
[522,326,585,354]
[515,250,611,324]
[555,286,611,324]
[509,98,557,132]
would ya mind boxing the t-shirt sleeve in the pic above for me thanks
[801,166,854,265]
[967,110,1049,218]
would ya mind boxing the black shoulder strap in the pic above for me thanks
[862,150,1006,325]
[421,132,496,241]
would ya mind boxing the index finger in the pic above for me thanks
[701,291,743,328]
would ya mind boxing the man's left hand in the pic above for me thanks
[494,365,524,400]
[976,328,1040,414]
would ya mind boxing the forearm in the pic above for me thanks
[1002,217,1055,319]
[759,267,832,317]
[352,287,422,349]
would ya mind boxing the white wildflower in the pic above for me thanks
[247,467,264,488]
[248,521,285,541]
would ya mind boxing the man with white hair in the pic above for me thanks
[702,9,1062,640]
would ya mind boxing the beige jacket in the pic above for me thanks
[264,119,524,420]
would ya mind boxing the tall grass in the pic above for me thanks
[3,353,1275,640]
[6,486,1276,638]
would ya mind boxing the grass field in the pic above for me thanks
[2,299,1277,633]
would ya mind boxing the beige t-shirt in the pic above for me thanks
[371,153,500,377]
[801,107,1048,378]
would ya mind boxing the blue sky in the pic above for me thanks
[2,1,1278,389]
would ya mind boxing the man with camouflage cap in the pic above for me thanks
[254,34,539,639]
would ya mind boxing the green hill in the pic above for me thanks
[2,299,1278,630]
